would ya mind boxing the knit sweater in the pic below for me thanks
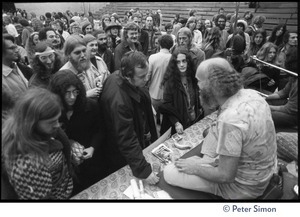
[6,138,73,200]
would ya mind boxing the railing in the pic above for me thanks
[251,56,298,77]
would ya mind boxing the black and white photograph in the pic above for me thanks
[1,2,298,215]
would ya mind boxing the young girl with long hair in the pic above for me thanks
[160,46,203,135]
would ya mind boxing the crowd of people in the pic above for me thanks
[2,5,298,200]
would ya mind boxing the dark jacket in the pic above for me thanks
[159,76,203,135]
[114,40,142,71]
[142,26,158,53]
[97,49,114,73]
[59,98,106,192]
[99,72,157,179]
[16,62,33,81]
[60,98,103,151]
[139,29,149,56]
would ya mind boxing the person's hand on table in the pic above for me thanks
[174,156,202,175]
[82,147,94,159]
[175,122,183,134]
[144,171,159,185]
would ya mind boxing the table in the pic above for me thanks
[71,112,218,200]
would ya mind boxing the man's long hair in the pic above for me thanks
[2,88,62,170]
[31,52,64,78]
[176,27,192,49]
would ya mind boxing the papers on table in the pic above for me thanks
[123,180,172,199]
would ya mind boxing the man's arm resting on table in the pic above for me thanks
[174,154,239,183]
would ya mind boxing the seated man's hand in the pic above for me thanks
[82,147,94,160]
[174,156,201,175]
[144,171,159,185]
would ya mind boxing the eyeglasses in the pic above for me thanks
[65,90,79,97]
[39,53,54,61]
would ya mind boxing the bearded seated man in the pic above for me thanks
[163,58,278,199]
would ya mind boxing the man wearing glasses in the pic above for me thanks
[28,41,64,88]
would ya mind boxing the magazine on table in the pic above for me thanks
[151,143,173,164]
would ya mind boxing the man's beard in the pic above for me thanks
[70,57,90,72]
[218,24,225,30]
[44,62,55,72]
[98,43,107,52]
[199,87,219,110]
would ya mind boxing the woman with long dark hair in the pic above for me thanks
[247,28,267,57]
[202,26,222,59]
[267,24,287,47]
[48,69,106,195]
[159,46,203,135]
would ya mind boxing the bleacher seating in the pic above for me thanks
[96,2,297,35]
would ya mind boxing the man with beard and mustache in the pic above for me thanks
[28,41,64,88]
[60,35,102,101]
[175,27,205,73]
[163,57,277,200]
[93,30,114,73]
[114,22,142,71]
[215,14,229,50]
